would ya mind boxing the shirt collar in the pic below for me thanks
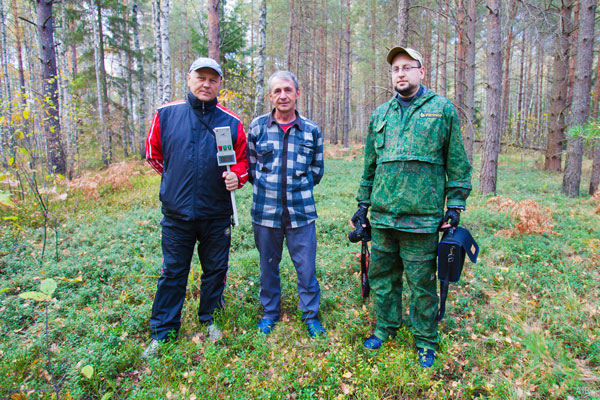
[267,109,303,131]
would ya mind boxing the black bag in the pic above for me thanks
[436,227,479,320]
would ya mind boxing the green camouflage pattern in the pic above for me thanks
[356,87,472,233]
[369,228,439,350]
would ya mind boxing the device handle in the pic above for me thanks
[227,166,239,226]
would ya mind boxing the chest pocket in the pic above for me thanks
[256,142,274,172]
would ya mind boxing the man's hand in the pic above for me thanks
[351,205,370,229]
[222,171,238,191]
[440,208,461,230]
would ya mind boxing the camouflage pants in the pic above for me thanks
[370,228,439,350]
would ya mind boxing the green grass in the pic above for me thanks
[1,149,599,399]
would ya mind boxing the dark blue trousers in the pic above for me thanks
[149,216,231,340]
[253,221,320,321]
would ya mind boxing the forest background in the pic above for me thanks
[1,0,600,398]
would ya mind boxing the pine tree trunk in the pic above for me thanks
[501,1,516,143]
[342,0,351,147]
[516,32,525,145]
[208,0,220,61]
[318,0,328,136]
[160,0,171,103]
[463,0,476,163]
[480,0,502,195]
[455,0,466,126]
[563,0,596,197]
[254,0,267,116]
[397,0,408,47]
[440,0,449,97]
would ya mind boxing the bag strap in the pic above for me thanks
[436,278,450,321]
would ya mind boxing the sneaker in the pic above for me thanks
[306,319,326,338]
[142,339,161,360]
[363,335,384,350]
[257,318,277,335]
[417,348,436,368]
[207,323,223,342]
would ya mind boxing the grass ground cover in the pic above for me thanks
[1,148,599,399]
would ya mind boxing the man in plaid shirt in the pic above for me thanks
[247,71,326,338]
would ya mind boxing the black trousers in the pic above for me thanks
[149,216,231,340]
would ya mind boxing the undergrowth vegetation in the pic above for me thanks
[1,149,599,399]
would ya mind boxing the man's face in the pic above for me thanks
[187,68,222,101]
[268,77,300,114]
[391,53,425,97]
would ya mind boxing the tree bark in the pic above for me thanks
[455,0,466,126]
[0,0,14,166]
[152,0,163,104]
[91,0,111,166]
[254,0,267,116]
[480,0,502,195]
[440,0,449,97]
[133,1,146,158]
[562,0,596,197]
[463,0,476,163]
[160,0,171,103]
[397,0,409,46]
[35,0,66,174]
[501,1,517,143]
[342,0,351,147]
[207,0,220,61]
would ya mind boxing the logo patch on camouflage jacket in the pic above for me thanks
[420,112,442,118]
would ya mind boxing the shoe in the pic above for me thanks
[417,348,436,368]
[142,339,161,360]
[207,323,222,342]
[363,335,384,350]
[306,319,326,338]
[257,318,277,335]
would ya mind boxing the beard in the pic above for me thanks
[394,82,419,98]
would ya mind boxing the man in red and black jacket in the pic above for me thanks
[144,57,248,357]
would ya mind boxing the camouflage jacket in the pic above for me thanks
[356,87,472,233]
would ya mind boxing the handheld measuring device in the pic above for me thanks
[214,126,239,226]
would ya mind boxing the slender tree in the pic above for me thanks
[36,0,66,174]
[397,0,409,46]
[463,0,476,163]
[160,0,171,103]
[208,0,220,61]
[132,1,146,157]
[254,0,266,116]
[342,0,351,147]
[562,0,596,197]
[480,0,502,195]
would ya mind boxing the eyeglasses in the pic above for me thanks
[392,66,421,73]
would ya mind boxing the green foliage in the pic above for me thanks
[0,151,599,398]
[567,119,600,145]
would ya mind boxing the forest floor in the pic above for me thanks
[1,148,599,399]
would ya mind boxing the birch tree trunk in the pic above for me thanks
[562,0,596,197]
[58,0,75,177]
[132,2,146,157]
[91,0,110,166]
[152,0,163,104]
[207,0,220,61]
[397,0,409,47]
[254,0,267,116]
[160,0,171,103]
[479,0,502,195]
[0,0,14,165]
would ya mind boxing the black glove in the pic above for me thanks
[441,208,461,229]
[351,205,370,230]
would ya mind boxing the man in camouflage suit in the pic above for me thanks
[352,46,472,368]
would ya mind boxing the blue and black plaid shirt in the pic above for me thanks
[248,110,324,228]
